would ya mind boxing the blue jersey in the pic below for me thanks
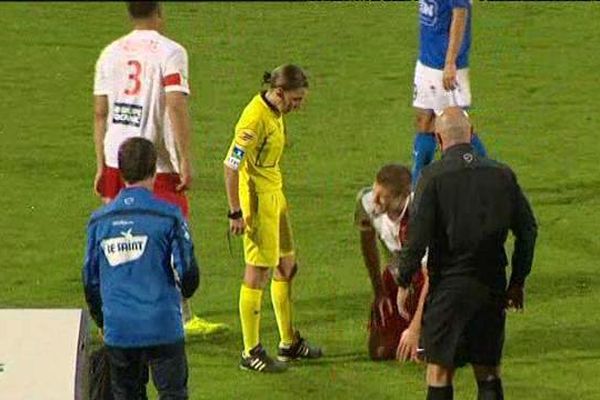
[83,187,200,347]
[418,0,472,70]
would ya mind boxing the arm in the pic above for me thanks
[397,266,429,362]
[443,7,468,91]
[223,126,258,235]
[166,92,193,192]
[224,164,245,235]
[164,47,193,191]
[93,96,108,196]
[355,190,394,325]
[407,267,429,336]
[360,228,384,296]
[509,174,538,286]
[171,216,200,299]
[394,174,436,289]
[224,164,241,215]
[82,223,103,328]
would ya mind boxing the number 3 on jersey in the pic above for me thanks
[124,60,142,95]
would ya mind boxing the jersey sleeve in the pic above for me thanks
[82,221,103,328]
[223,108,262,170]
[354,187,374,231]
[93,49,110,96]
[163,46,190,95]
[170,212,200,299]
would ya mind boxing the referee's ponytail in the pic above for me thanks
[263,64,309,91]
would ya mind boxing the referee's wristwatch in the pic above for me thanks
[227,209,243,220]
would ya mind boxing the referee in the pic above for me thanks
[223,65,322,373]
[394,107,537,400]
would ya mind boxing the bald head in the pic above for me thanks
[435,107,471,150]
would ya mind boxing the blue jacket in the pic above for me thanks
[82,187,200,347]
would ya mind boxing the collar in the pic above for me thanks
[397,195,411,222]
[131,29,159,36]
[442,143,475,160]
[260,91,281,115]
[119,186,153,196]
[387,195,411,223]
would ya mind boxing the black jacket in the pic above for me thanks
[394,143,537,291]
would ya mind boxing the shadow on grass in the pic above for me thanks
[526,269,596,305]
[527,179,600,206]
[506,324,600,361]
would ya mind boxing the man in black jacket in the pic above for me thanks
[394,107,537,400]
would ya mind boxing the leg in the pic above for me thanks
[240,264,271,354]
[467,294,506,400]
[106,346,145,400]
[272,193,297,347]
[181,298,194,323]
[239,264,287,373]
[412,108,437,187]
[426,363,455,400]
[470,132,487,157]
[473,365,503,400]
[147,342,189,400]
[272,255,297,346]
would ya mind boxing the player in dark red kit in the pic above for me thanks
[355,164,428,361]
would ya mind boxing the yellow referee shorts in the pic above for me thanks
[240,189,295,268]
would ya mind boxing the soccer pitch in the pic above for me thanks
[1,2,599,399]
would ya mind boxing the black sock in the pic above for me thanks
[427,385,453,400]
[477,379,504,400]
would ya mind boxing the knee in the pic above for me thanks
[415,111,435,132]
[243,265,271,289]
[473,365,501,381]
[274,262,298,281]
[427,364,454,386]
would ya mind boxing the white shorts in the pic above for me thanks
[412,61,471,112]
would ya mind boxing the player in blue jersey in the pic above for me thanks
[83,137,199,399]
[411,0,487,185]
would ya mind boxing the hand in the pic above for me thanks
[396,286,410,320]
[374,292,394,328]
[506,284,524,311]
[177,159,192,192]
[442,63,458,91]
[396,327,420,362]
[229,216,246,236]
[93,168,103,196]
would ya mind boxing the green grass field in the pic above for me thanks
[1,2,599,399]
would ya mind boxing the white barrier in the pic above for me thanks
[0,309,88,400]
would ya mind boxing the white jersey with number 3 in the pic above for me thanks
[93,30,190,173]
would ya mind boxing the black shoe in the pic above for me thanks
[277,331,323,362]
[240,344,288,373]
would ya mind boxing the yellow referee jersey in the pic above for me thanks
[224,92,285,193]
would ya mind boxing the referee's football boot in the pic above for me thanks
[277,331,323,362]
[240,344,288,373]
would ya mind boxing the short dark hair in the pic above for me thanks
[127,1,160,19]
[375,164,412,197]
[118,137,157,184]
[263,64,309,91]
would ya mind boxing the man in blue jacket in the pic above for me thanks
[83,137,199,399]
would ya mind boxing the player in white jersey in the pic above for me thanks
[92,1,227,337]
[355,164,429,361]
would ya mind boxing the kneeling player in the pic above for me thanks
[355,164,429,361]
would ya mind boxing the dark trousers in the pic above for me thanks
[106,341,188,400]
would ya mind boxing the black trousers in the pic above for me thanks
[106,341,188,400]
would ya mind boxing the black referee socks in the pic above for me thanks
[477,378,504,400]
[427,385,453,400]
